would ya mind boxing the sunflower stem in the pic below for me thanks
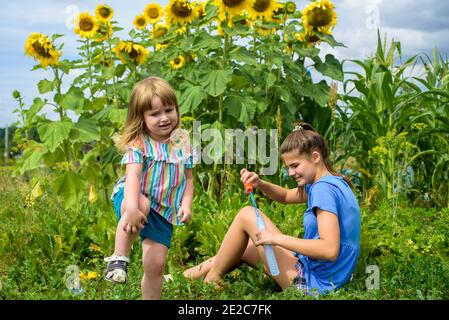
[52,66,71,164]
[86,39,94,100]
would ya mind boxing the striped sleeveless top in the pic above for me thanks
[111,135,193,226]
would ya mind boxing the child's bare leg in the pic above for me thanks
[113,194,150,257]
[183,242,260,280]
[203,206,257,284]
[141,239,168,300]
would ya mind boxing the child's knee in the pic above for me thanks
[143,255,166,276]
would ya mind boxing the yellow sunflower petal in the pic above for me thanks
[24,32,61,68]
[301,0,337,33]
[214,0,249,20]
[170,55,185,69]
[166,0,195,25]
[74,12,98,39]
[95,4,114,22]
[248,0,280,21]
[113,41,149,65]
[134,14,148,30]
[144,3,163,24]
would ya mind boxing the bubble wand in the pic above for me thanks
[244,182,280,276]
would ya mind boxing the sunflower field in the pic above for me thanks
[1,0,449,300]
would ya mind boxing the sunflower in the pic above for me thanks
[175,26,187,35]
[295,31,321,46]
[271,6,285,23]
[155,41,170,50]
[301,0,337,33]
[133,14,148,30]
[170,55,185,69]
[166,0,195,25]
[74,12,98,39]
[95,4,114,22]
[285,1,296,14]
[248,0,280,21]
[193,1,206,20]
[24,32,62,67]
[255,24,275,36]
[93,53,114,67]
[144,3,163,24]
[94,21,113,42]
[214,0,249,20]
[152,24,169,39]
[113,42,149,65]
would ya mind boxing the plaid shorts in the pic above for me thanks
[292,259,308,294]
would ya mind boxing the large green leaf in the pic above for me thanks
[17,143,48,173]
[191,31,222,51]
[201,69,233,97]
[229,47,258,66]
[26,98,46,124]
[70,116,101,143]
[52,171,86,209]
[225,95,257,126]
[179,85,207,115]
[314,54,344,81]
[37,79,55,94]
[297,80,330,107]
[58,86,85,111]
[38,120,73,152]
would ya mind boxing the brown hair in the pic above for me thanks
[115,76,180,151]
[280,122,353,189]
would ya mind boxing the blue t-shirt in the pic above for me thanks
[297,175,361,295]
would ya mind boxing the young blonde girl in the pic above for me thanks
[184,123,360,296]
[105,77,194,300]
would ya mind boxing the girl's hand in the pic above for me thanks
[254,230,279,246]
[178,206,192,224]
[240,168,262,188]
[122,209,147,234]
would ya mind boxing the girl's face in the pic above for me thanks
[143,95,178,142]
[282,150,321,186]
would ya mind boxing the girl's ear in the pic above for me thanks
[311,150,321,164]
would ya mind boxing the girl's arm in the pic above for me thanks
[258,180,307,204]
[241,168,307,204]
[255,209,340,261]
[178,168,194,224]
[123,163,147,231]
[181,168,194,209]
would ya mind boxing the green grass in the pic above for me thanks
[1,166,448,300]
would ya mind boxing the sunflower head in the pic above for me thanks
[155,40,171,50]
[166,0,195,25]
[214,0,249,20]
[170,55,185,69]
[144,3,163,24]
[248,0,280,21]
[301,0,337,33]
[271,6,284,20]
[74,12,98,39]
[285,1,296,14]
[152,24,169,39]
[193,1,206,20]
[295,31,320,46]
[95,4,114,22]
[94,21,113,42]
[134,14,148,30]
[113,42,149,65]
[24,32,62,68]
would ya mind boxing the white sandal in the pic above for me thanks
[104,255,130,284]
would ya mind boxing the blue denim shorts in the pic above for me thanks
[113,187,173,248]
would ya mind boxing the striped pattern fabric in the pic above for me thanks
[111,135,193,226]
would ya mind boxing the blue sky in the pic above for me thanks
[1,0,448,127]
